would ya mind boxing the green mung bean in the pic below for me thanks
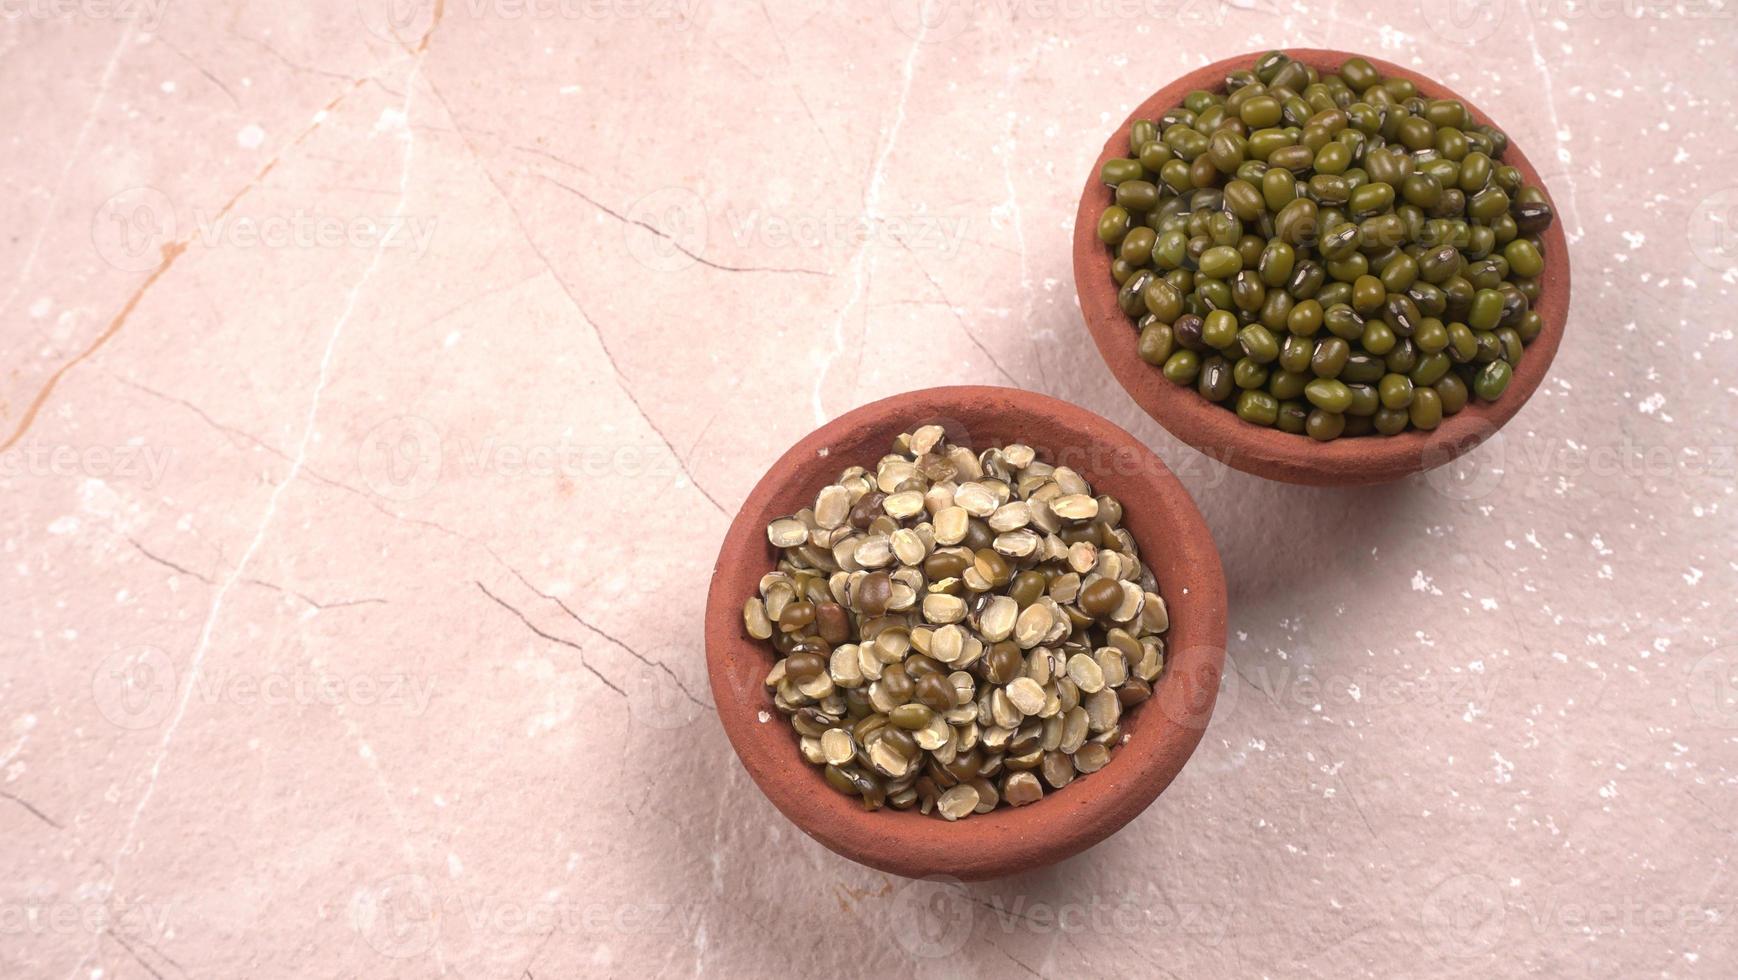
[1100,50,1553,440]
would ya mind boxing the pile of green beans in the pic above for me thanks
[1098,51,1554,440]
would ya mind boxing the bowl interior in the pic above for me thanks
[1073,49,1572,486]
[706,386,1227,881]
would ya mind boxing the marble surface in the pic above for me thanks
[4,1,1736,977]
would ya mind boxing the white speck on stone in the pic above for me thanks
[1638,392,1666,414]
[237,123,265,149]
[28,297,51,318]
[1492,751,1514,784]
[373,107,409,137]
[48,516,79,535]
[79,479,119,517]
[756,710,770,723]
[1684,567,1703,586]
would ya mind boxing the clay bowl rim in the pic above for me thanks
[704,386,1228,882]
[1072,48,1572,486]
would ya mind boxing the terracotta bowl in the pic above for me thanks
[705,386,1227,881]
[1072,49,1572,486]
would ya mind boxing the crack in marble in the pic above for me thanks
[539,173,830,278]
[0,22,134,321]
[115,377,286,463]
[104,929,170,980]
[0,788,62,830]
[685,411,720,468]
[0,240,188,454]
[126,535,208,581]
[417,0,447,53]
[126,535,387,611]
[965,890,1100,965]
[474,580,628,698]
[421,269,543,329]
[3,64,393,454]
[8,499,65,713]
[512,921,561,980]
[994,97,1045,390]
[1335,770,1381,842]
[901,240,1021,387]
[423,76,730,518]
[1521,11,1580,233]
[115,374,497,549]
[992,944,1050,980]
[810,7,928,424]
[158,35,240,108]
[568,298,731,516]
[229,29,356,82]
[84,65,427,980]
[756,0,843,169]
[510,142,597,178]
[494,556,707,709]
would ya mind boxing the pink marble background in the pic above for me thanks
[3,1,1735,976]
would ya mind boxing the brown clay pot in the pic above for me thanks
[705,386,1227,881]
[1073,50,1572,486]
